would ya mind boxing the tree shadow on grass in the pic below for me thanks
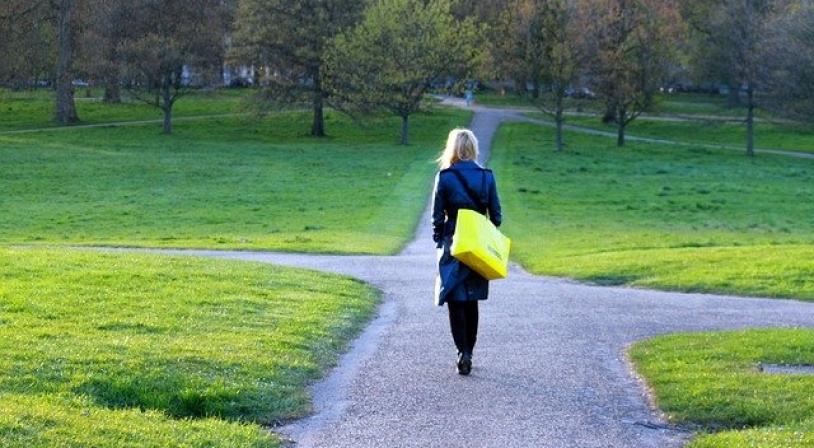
[584,274,642,287]
[73,364,239,419]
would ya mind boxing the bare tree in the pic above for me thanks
[0,1,54,89]
[680,0,789,155]
[491,0,582,151]
[1,0,81,123]
[759,2,814,123]
[230,0,365,137]
[77,0,128,103]
[581,0,681,147]
[119,0,225,134]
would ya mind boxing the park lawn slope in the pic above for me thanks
[0,108,470,254]
[0,247,381,447]
[491,121,814,301]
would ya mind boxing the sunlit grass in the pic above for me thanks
[0,93,467,446]
[630,329,814,448]
[491,121,814,300]
[0,247,381,447]
[1,108,470,254]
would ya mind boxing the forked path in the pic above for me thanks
[159,107,814,447]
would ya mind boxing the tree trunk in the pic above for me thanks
[727,85,741,108]
[103,48,122,104]
[617,122,626,147]
[162,74,173,135]
[746,87,754,156]
[400,114,410,145]
[602,101,616,124]
[54,0,79,124]
[311,91,325,137]
[554,107,564,152]
[103,81,121,104]
[616,106,627,147]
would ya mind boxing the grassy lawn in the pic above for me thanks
[0,247,380,447]
[5,86,814,448]
[1,105,470,254]
[564,114,814,153]
[476,88,814,153]
[491,121,814,301]
[0,88,249,131]
[629,329,814,447]
[474,90,740,117]
[0,91,470,446]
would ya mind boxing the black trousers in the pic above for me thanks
[447,300,479,356]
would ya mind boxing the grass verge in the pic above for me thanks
[0,247,381,447]
[491,121,814,301]
[629,329,814,447]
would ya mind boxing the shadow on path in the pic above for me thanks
[144,106,814,448]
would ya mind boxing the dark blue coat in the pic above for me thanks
[432,160,502,306]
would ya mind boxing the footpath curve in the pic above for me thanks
[156,106,814,448]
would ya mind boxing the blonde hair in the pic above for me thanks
[437,128,479,169]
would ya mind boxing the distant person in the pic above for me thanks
[432,128,502,375]
[464,89,474,107]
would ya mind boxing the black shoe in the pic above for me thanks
[456,352,472,375]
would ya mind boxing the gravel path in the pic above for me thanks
[149,105,814,447]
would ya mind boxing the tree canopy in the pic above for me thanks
[230,0,365,137]
[3,0,814,148]
[323,0,483,145]
[118,0,225,134]
[581,0,682,147]
[491,0,581,151]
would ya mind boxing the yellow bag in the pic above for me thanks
[451,209,511,280]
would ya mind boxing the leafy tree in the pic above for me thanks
[491,0,581,152]
[230,0,365,137]
[324,0,483,145]
[0,0,79,123]
[581,0,681,146]
[0,1,54,90]
[453,0,511,22]
[680,0,787,155]
[762,1,814,122]
[119,0,225,134]
[76,0,127,103]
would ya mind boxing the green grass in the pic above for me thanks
[1,108,470,253]
[629,329,814,447]
[650,93,734,116]
[7,88,814,447]
[474,90,740,117]
[0,247,381,446]
[482,88,814,153]
[0,92,469,446]
[491,121,814,301]
[0,88,248,131]
[563,114,814,153]
[465,90,536,108]
[470,90,605,113]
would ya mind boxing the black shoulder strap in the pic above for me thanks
[446,169,489,212]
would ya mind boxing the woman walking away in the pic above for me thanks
[432,128,502,375]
